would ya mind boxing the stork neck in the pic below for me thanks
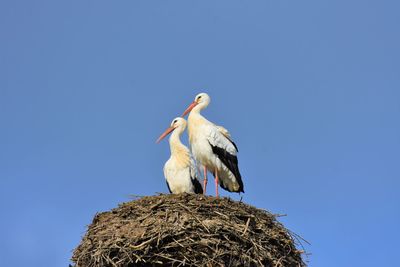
[188,107,208,125]
[191,102,207,114]
[169,129,187,155]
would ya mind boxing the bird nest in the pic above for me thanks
[71,194,306,267]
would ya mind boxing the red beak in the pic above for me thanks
[182,101,198,117]
[156,126,175,143]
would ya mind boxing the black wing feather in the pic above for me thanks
[191,177,203,194]
[166,180,172,194]
[228,138,239,152]
[209,143,244,193]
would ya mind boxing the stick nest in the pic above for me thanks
[71,194,305,267]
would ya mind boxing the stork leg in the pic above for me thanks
[203,166,208,195]
[215,167,219,198]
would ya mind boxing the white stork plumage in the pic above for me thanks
[157,117,203,194]
[182,93,244,197]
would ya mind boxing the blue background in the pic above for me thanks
[1,1,399,266]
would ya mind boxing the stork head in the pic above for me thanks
[156,117,187,143]
[182,92,211,116]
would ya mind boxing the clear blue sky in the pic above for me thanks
[1,1,399,266]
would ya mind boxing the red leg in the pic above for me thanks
[215,167,219,198]
[203,166,207,195]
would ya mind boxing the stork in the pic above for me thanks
[157,117,203,194]
[182,93,244,197]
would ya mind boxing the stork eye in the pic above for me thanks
[173,119,178,124]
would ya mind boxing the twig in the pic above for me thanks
[129,236,157,250]
[242,217,251,236]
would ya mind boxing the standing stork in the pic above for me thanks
[157,117,203,194]
[182,93,244,197]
